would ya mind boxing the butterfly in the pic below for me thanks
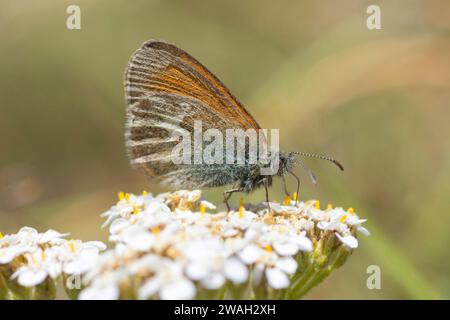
[124,40,343,210]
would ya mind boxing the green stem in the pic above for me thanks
[291,246,350,299]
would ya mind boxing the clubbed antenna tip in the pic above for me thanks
[293,151,344,171]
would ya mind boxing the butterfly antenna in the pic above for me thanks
[293,152,344,171]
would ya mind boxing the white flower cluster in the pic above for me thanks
[0,226,106,297]
[79,190,369,300]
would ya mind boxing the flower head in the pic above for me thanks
[78,189,369,299]
[0,227,105,299]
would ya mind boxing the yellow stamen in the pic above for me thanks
[41,251,46,261]
[69,241,75,253]
[239,198,244,207]
[0,232,3,239]
[142,190,148,196]
[339,214,347,223]
[118,191,125,201]
[293,192,298,202]
[239,205,244,218]
[125,193,130,202]
[283,195,291,206]
[347,207,355,215]
[151,226,160,234]
[132,204,139,215]
[327,203,333,210]
[265,245,273,253]
[199,202,206,216]
[315,200,321,210]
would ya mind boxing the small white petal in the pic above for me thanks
[138,277,162,299]
[39,229,68,244]
[266,268,289,289]
[63,249,100,274]
[83,241,107,251]
[244,227,260,241]
[317,221,328,230]
[323,217,340,230]
[160,279,196,300]
[201,273,225,290]
[357,226,370,236]
[0,250,16,264]
[47,262,62,279]
[122,230,155,251]
[187,190,202,202]
[144,201,171,215]
[275,257,298,275]
[186,262,209,281]
[273,242,298,256]
[252,264,264,285]
[0,247,29,264]
[200,200,216,210]
[63,262,79,275]
[224,258,248,284]
[18,227,38,237]
[16,269,48,287]
[239,245,262,264]
[222,228,239,237]
[293,235,313,252]
[109,218,130,234]
[335,233,358,249]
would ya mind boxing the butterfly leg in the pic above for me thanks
[281,175,290,197]
[223,187,244,212]
[263,178,272,212]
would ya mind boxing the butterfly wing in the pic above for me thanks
[124,40,262,188]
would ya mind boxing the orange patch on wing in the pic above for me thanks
[179,52,262,130]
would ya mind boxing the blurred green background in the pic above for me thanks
[1,0,449,299]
